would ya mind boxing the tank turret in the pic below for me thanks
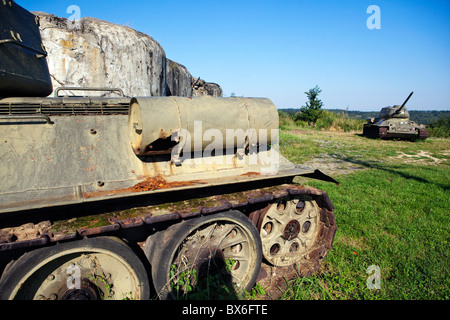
[378,91,413,120]
[0,1,53,97]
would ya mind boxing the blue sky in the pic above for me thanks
[17,0,450,111]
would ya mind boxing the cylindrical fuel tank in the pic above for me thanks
[128,96,278,156]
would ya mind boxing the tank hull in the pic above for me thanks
[0,96,311,214]
[363,123,428,140]
[0,95,337,300]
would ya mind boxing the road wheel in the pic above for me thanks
[0,236,150,300]
[257,196,335,274]
[145,210,262,299]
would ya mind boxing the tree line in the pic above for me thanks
[279,86,450,137]
[280,108,449,126]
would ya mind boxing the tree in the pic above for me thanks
[295,85,324,124]
[428,116,450,138]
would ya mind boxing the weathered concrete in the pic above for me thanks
[35,12,221,98]
[37,12,166,97]
[165,59,192,97]
[192,77,223,98]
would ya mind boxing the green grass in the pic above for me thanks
[280,128,449,165]
[278,127,450,300]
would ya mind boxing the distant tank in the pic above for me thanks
[363,92,428,140]
[0,2,337,300]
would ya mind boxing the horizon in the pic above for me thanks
[17,0,450,111]
[279,107,450,112]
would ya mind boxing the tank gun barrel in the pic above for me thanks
[401,91,414,108]
[395,91,413,115]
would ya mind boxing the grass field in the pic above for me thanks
[277,127,449,300]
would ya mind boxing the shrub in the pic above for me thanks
[294,86,324,124]
[428,116,450,138]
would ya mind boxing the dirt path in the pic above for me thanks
[300,154,367,177]
[392,150,446,165]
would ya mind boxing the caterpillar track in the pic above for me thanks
[0,182,336,300]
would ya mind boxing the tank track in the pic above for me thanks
[0,183,336,284]
[0,184,335,251]
[364,125,428,140]
[363,125,388,139]
[0,181,337,301]
[418,128,429,140]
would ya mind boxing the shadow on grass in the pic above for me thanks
[338,155,448,190]
[168,253,241,300]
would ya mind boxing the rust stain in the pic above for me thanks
[241,171,261,177]
[83,176,204,199]
[130,176,198,192]
[59,38,74,50]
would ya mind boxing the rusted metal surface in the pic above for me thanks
[0,96,130,116]
[418,128,429,139]
[82,176,204,199]
[0,105,323,215]
[0,92,338,216]
[130,176,202,192]
[0,183,333,253]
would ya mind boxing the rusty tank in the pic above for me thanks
[363,91,428,140]
[0,2,336,300]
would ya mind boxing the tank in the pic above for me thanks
[363,92,428,140]
[0,2,337,300]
